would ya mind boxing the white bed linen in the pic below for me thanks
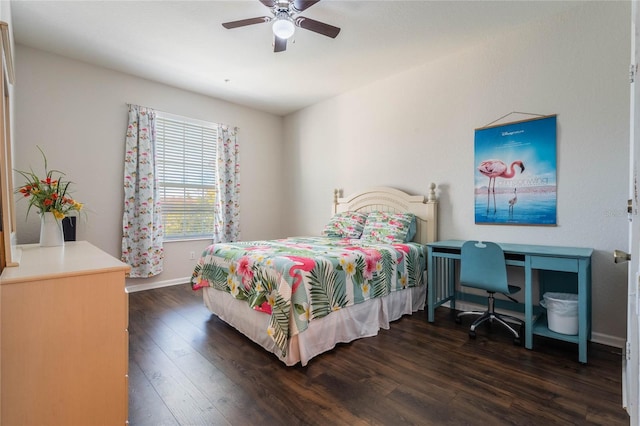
[203,284,426,366]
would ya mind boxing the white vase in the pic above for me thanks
[40,212,64,247]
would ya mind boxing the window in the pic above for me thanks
[155,112,217,240]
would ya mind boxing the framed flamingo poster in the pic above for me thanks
[474,114,557,225]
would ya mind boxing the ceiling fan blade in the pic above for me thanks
[274,36,287,53]
[259,0,276,8]
[295,17,340,38]
[222,16,271,29]
[292,0,320,12]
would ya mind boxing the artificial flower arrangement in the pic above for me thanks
[15,146,83,220]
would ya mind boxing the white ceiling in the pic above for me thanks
[11,0,581,116]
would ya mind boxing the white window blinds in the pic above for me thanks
[155,113,218,240]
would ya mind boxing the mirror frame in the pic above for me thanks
[0,21,16,269]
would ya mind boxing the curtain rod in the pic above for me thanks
[125,103,237,130]
[126,103,205,123]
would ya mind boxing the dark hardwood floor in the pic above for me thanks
[128,284,629,425]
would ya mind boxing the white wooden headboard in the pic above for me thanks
[332,184,438,244]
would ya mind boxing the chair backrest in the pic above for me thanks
[459,240,509,294]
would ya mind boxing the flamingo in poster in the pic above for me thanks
[508,188,518,215]
[478,160,525,213]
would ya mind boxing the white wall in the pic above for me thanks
[283,2,630,342]
[14,46,286,289]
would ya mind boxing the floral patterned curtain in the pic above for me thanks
[121,104,164,277]
[214,125,240,243]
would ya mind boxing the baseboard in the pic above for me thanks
[444,301,625,349]
[591,332,625,349]
[126,277,190,293]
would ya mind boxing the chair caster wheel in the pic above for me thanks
[455,316,462,324]
[469,330,476,339]
[513,337,521,346]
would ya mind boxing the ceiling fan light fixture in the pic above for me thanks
[272,16,295,39]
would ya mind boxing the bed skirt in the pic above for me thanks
[202,284,426,366]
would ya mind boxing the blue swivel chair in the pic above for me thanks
[455,241,524,345]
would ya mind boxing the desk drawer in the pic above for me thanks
[530,256,578,272]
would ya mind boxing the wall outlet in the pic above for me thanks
[189,251,196,260]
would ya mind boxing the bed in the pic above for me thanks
[190,185,438,366]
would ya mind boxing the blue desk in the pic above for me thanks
[426,240,593,363]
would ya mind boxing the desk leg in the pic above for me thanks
[578,259,589,363]
[525,258,534,350]
[427,247,435,323]
[448,258,456,312]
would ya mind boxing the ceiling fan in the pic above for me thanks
[222,0,341,53]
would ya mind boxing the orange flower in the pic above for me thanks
[41,177,57,185]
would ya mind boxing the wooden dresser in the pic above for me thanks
[0,241,130,425]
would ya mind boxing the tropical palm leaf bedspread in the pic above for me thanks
[191,236,426,356]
